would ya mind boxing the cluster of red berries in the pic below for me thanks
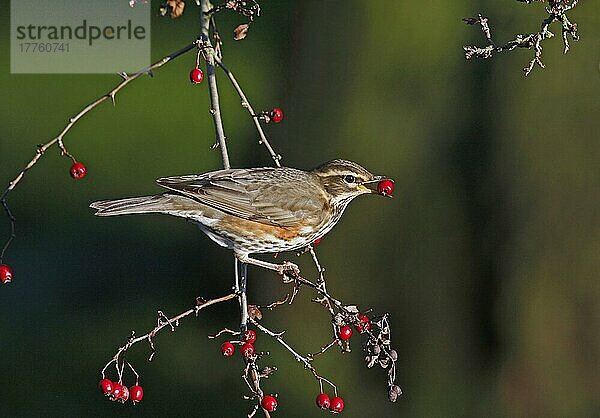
[338,314,371,342]
[220,331,281,413]
[99,378,144,404]
[220,329,258,358]
[190,68,204,84]
[377,179,394,196]
[0,264,13,284]
[316,392,345,413]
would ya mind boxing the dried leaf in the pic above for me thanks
[160,0,185,19]
[233,24,250,41]
[248,305,262,320]
[344,305,359,313]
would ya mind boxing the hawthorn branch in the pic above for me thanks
[463,0,580,76]
[0,41,196,262]
[215,57,282,167]
[199,3,272,415]
[200,0,230,168]
[236,259,250,331]
[250,317,339,395]
[102,292,237,374]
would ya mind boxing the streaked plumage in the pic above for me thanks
[90,159,391,274]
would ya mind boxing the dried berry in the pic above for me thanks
[119,385,130,402]
[355,314,371,333]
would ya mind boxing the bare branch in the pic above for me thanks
[463,0,580,76]
[0,42,196,262]
[200,0,230,168]
[215,57,282,167]
[103,293,236,372]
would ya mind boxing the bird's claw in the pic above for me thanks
[278,261,300,283]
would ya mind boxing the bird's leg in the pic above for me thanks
[235,252,300,281]
[234,259,249,331]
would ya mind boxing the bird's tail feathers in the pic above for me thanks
[90,194,187,216]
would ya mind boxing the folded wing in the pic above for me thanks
[157,167,325,228]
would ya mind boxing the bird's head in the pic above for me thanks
[311,159,393,205]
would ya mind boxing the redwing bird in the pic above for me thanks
[90,159,392,274]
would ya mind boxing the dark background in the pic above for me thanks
[1,1,598,416]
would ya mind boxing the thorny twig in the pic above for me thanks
[200,0,230,167]
[102,293,237,374]
[2,0,402,411]
[0,41,197,263]
[250,318,339,395]
[215,57,282,167]
[463,0,580,76]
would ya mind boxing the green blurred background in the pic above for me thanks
[1,1,598,416]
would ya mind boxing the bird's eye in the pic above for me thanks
[343,174,356,184]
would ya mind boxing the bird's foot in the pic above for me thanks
[277,261,300,283]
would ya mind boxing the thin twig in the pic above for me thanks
[200,0,230,168]
[105,292,236,367]
[463,0,580,75]
[215,57,282,167]
[0,41,196,261]
[236,258,250,331]
[250,317,338,395]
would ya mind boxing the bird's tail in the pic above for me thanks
[90,194,191,216]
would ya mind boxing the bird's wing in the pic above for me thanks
[156,167,325,228]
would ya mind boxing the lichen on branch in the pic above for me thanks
[463,0,580,76]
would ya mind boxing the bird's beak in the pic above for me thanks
[359,176,394,197]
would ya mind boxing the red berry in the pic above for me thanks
[119,385,129,403]
[316,393,331,409]
[261,395,278,412]
[313,238,322,245]
[190,68,204,84]
[243,329,257,344]
[130,385,144,402]
[0,264,13,284]
[338,325,353,341]
[119,385,129,402]
[271,108,284,123]
[99,378,113,395]
[377,179,394,196]
[355,314,371,333]
[221,341,235,357]
[111,382,123,400]
[241,342,255,357]
[70,162,87,179]
[330,396,344,413]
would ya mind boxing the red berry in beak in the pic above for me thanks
[377,179,394,196]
